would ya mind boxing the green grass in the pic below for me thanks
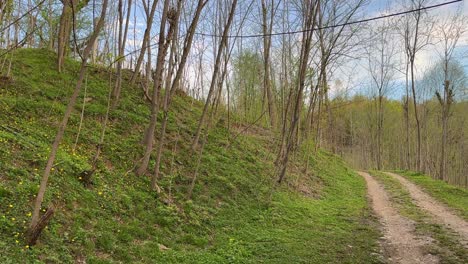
[1,49,381,263]
[394,170,468,220]
[369,171,468,263]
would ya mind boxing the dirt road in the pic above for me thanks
[358,171,438,264]
[384,172,468,244]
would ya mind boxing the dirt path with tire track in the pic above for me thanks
[384,172,468,245]
[358,171,438,264]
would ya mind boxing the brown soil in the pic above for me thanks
[358,171,438,264]
[384,172,468,245]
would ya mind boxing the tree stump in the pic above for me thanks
[26,204,56,246]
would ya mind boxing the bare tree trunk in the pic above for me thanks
[323,73,336,154]
[314,86,323,152]
[405,0,433,172]
[48,0,55,50]
[404,61,410,170]
[135,0,173,177]
[112,0,132,108]
[82,71,116,186]
[90,18,99,63]
[137,0,206,184]
[57,1,73,72]
[26,205,56,245]
[130,0,159,84]
[28,0,108,244]
[73,73,88,151]
[151,6,180,188]
[151,0,207,190]
[27,0,36,47]
[261,0,277,129]
[410,57,422,171]
[192,0,237,150]
[278,0,319,183]
[439,79,450,181]
[145,37,152,97]
[377,95,383,170]
[57,0,91,72]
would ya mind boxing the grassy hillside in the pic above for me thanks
[0,49,382,263]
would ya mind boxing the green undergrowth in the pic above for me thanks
[1,49,381,263]
[394,170,468,220]
[369,171,468,263]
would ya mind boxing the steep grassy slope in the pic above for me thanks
[0,49,381,263]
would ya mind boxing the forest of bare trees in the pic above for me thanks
[1,0,467,246]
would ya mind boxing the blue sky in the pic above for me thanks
[117,0,467,100]
[331,0,468,99]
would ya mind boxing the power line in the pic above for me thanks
[0,0,47,33]
[196,0,462,39]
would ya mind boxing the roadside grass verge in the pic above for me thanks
[393,170,468,220]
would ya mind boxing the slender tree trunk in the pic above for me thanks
[404,62,410,170]
[192,0,237,150]
[151,0,206,190]
[112,0,132,108]
[28,0,108,243]
[151,11,179,186]
[314,84,323,152]
[56,0,90,72]
[278,0,318,183]
[47,0,55,50]
[27,0,36,47]
[82,73,114,186]
[130,0,159,84]
[135,0,172,177]
[377,95,383,170]
[324,73,335,153]
[57,1,73,72]
[138,0,206,181]
[439,79,450,181]
[261,0,277,129]
[410,58,421,171]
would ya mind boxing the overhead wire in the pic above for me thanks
[195,0,462,39]
[0,0,47,33]
[2,0,462,69]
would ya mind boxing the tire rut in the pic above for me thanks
[384,172,468,245]
[358,171,438,264]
